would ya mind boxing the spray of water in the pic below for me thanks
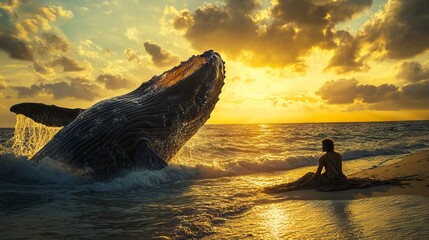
[12,114,61,159]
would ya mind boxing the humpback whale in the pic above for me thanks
[10,50,225,178]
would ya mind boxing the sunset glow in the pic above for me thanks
[1,0,428,127]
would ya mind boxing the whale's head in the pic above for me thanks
[150,50,225,123]
[120,50,226,161]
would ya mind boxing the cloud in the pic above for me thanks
[36,32,70,55]
[0,0,20,13]
[397,61,429,82]
[361,0,429,59]
[36,6,73,30]
[48,56,87,72]
[125,27,140,41]
[316,78,429,110]
[173,0,372,68]
[33,62,54,75]
[172,10,193,30]
[159,6,187,34]
[0,35,34,61]
[96,73,134,90]
[13,80,102,101]
[402,80,429,100]
[15,5,73,40]
[325,30,366,73]
[0,2,73,62]
[33,56,90,76]
[328,0,429,73]
[124,47,144,64]
[316,78,398,104]
[143,42,178,67]
[77,39,110,59]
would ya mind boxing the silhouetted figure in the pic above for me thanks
[266,139,350,192]
[265,139,409,193]
[297,139,348,188]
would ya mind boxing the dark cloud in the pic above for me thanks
[174,0,372,68]
[272,0,372,25]
[317,78,358,104]
[0,2,73,62]
[0,4,34,61]
[96,73,134,90]
[397,61,429,82]
[33,62,52,75]
[48,56,86,72]
[12,84,43,98]
[317,78,429,109]
[316,78,398,104]
[362,0,429,59]
[0,35,34,61]
[402,80,429,99]
[13,80,102,101]
[37,32,70,54]
[34,56,88,75]
[328,0,429,72]
[143,42,178,67]
[173,11,193,30]
[325,30,365,73]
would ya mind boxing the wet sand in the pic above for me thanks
[270,151,429,200]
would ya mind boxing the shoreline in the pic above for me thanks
[269,151,429,200]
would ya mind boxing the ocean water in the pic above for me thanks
[1,121,429,239]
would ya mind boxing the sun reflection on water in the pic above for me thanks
[257,205,290,239]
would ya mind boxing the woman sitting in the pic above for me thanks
[266,139,348,192]
[300,138,348,187]
[265,139,408,193]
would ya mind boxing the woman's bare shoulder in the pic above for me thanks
[333,151,342,159]
[319,153,328,161]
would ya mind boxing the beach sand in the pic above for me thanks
[272,151,429,200]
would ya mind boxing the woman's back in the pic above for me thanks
[321,152,347,181]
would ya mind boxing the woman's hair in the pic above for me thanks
[322,138,334,152]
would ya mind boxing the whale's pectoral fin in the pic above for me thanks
[135,142,168,170]
[10,102,85,127]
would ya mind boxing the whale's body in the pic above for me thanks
[10,50,225,177]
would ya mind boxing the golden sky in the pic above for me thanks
[0,0,428,127]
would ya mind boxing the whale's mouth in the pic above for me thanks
[147,50,225,93]
[157,55,207,88]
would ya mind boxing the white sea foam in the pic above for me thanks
[1,121,429,192]
[11,115,61,158]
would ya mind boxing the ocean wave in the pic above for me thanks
[0,153,86,185]
[341,143,429,160]
[0,151,319,192]
[81,155,320,192]
[0,143,426,193]
[342,149,408,160]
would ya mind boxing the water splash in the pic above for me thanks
[12,114,61,159]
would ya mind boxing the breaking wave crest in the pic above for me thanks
[1,145,421,192]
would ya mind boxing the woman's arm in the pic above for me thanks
[314,157,324,176]
[301,157,324,185]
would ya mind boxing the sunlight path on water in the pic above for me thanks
[12,114,61,159]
